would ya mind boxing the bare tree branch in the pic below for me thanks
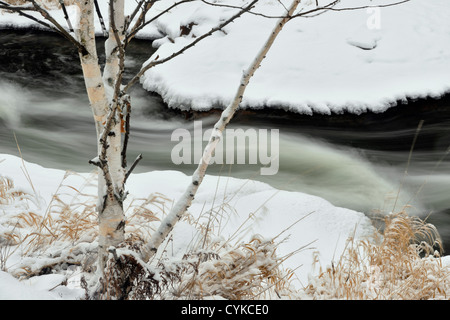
[126,0,147,28]
[291,0,411,18]
[124,153,143,183]
[94,0,108,36]
[125,0,158,33]
[0,0,55,28]
[199,0,411,19]
[124,0,193,49]
[0,0,88,55]
[121,96,132,168]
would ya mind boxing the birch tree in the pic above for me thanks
[0,0,411,299]
[0,0,265,298]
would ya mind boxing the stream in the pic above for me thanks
[1,29,450,251]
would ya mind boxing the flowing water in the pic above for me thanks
[1,30,450,250]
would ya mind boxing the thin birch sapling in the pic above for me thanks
[141,0,302,263]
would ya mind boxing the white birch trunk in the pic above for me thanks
[97,0,128,272]
[103,0,125,192]
[141,0,302,263]
[74,0,126,273]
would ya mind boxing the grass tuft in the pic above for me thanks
[305,211,449,300]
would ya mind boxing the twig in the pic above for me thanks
[392,120,424,213]
[58,0,73,32]
[121,96,132,168]
[94,0,108,37]
[125,0,165,46]
[124,154,143,184]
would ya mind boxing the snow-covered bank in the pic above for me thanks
[1,0,449,114]
[0,153,377,299]
[140,0,450,114]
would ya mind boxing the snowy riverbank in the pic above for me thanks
[1,0,449,114]
[0,153,379,299]
[140,0,450,114]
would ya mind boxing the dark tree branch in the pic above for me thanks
[58,0,73,32]
[94,0,108,36]
[0,2,34,11]
[0,0,88,55]
[199,0,411,20]
[0,1,55,29]
[29,0,87,53]
[124,154,143,184]
[126,0,147,29]
[121,97,132,169]
[291,0,411,18]
[125,0,159,33]
[124,0,192,49]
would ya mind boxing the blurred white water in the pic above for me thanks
[0,81,24,128]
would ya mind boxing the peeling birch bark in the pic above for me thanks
[103,0,126,198]
[98,0,128,272]
[75,1,108,135]
[75,0,126,273]
[141,0,302,263]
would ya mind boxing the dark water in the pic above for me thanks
[1,30,450,251]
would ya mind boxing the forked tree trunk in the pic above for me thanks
[99,0,127,272]
[75,0,126,274]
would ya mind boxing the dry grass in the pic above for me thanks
[0,171,100,277]
[0,171,166,250]
[15,171,98,257]
[176,234,299,300]
[3,170,449,300]
[0,171,166,278]
[305,211,450,300]
[125,192,167,241]
[96,187,302,300]
[0,176,27,206]
[0,176,35,247]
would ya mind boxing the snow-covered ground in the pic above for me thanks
[1,0,449,114]
[0,153,378,299]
